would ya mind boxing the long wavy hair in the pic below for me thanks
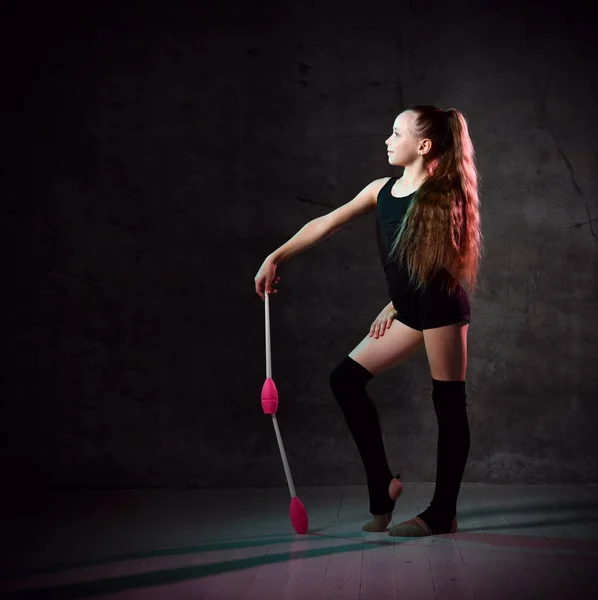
[387,105,484,299]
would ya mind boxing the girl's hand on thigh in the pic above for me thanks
[369,305,398,338]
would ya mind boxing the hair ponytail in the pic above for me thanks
[387,106,484,299]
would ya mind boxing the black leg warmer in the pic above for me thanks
[416,379,470,534]
[329,355,396,515]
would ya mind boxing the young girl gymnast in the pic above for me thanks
[255,105,483,536]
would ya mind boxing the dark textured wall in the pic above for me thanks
[3,0,597,489]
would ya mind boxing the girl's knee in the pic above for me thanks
[330,355,374,391]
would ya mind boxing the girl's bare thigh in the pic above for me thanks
[348,319,425,377]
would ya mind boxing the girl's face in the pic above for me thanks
[385,111,420,166]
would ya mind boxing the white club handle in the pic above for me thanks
[265,291,272,379]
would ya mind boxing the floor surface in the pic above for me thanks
[1,483,597,599]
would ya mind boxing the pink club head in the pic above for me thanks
[261,378,279,414]
[290,497,308,534]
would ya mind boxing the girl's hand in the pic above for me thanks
[254,258,281,301]
[369,304,398,338]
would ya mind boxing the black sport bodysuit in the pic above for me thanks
[375,176,471,331]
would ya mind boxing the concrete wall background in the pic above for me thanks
[2,0,597,489]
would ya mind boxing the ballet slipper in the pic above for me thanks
[388,516,458,537]
[362,511,393,532]
[362,474,404,532]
